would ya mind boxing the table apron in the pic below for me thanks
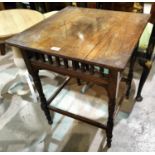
[31,60,109,87]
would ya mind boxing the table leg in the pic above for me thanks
[21,49,53,125]
[126,49,137,98]
[136,60,152,101]
[106,71,117,148]
[0,42,5,55]
[31,70,53,124]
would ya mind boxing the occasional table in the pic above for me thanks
[6,7,150,148]
[0,9,44,55]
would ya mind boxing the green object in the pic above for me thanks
[104,68,109,74]
[94,66,109,75]
[139,23,153,51]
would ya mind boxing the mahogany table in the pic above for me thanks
[6,7,150,148]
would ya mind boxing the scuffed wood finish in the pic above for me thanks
[0,9,44,39]
[6,7,150,148]
[7,7,150,70]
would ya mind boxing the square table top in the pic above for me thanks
[6,7,150,70]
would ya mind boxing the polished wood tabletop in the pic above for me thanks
[0,9,44,39]
[7,7,150,70]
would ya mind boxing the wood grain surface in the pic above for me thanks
[6,7,150,70]
[0,9,44,39]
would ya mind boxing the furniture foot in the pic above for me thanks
[135,95,143,102]
[0,42,5,55]
[135,61,152,101]
[106,97,116,148]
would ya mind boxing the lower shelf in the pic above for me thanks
[46,77,127,128]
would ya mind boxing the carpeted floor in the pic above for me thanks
[0,51,155,152]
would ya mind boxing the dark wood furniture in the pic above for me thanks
[135,3,155,101]
[135,25,155,101]
[6,7,149,148]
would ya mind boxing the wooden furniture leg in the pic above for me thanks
[106,70,117,148]
[32,69,53,124]
[21,50,53,125]
[126,48,137,98]
[0,42,5,55]
[136,60,152,101]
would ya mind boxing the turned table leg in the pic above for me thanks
[0,42,6,55]
[106,97,116,148]
[106,70,118,148]
[32,70,53,124]
[21,49,53,125]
